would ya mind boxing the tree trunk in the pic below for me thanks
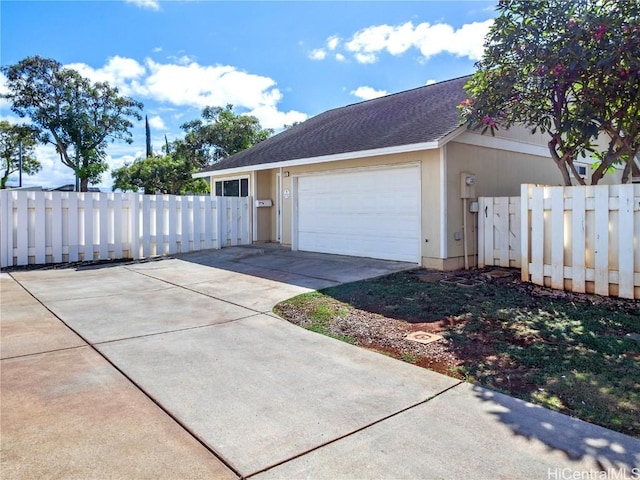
[548,139,573,186]
[1,164,9,189]
[621,158,632,184]
[80,177,89,192]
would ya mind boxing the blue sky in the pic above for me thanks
[1,0,497,189]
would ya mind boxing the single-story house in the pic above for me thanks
[193,76,619,270]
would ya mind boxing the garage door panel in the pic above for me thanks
[296,166,420,263]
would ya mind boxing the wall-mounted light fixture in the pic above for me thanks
[283,171,290,177]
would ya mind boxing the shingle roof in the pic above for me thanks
[199,75,471,173]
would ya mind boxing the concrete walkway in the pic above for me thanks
[2,246,638,479]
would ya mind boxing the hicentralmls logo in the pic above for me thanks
[547,468,640,480]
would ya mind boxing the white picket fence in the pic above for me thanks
[478,195,521,269]
[0,190,251,268]
[479,184,640,299]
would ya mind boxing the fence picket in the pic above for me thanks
[593,186,609,296]
[571,187,586,293]
[203,196,213,250]
[520,184,530,282]
[181,196,191,252]
[530,187,544,284]
[34,192,46,264]
[167,195,177,254]
[129,193,140,259]
[1,191,12,266]
[550,187,564,289]
[497,197,509,267]
[113,194,123,259]
[98,194,109,259]
[50,192,63,263]
[617,185,634,298]
[16,192,28,265]
[477,198,487,267]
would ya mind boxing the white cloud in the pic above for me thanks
[354,52,377,64]
[64,56,306,129]
[152,47,163,53]
[167,54,196,65]
[124,0,160,11]
[247,105,308,130]
[148,115,166,130]
[142,59,280,111]
[335,53,346,62]
[22,144,74,189]
[426,79,436,85]
[309,49,326,60]
[351,86,388,101]
[310,36,341,61]
[326,19,493,64]
[0,72,11,109]
[327,35,340,51]
[66,56,146,96]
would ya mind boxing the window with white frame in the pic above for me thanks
[214,177,249,197]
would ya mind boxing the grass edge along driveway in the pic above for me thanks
[274,268,640,438]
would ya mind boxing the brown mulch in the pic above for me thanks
[276,267,639,381]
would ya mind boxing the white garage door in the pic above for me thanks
[296,165,421,263]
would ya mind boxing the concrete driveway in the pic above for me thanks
[2,246,639,479]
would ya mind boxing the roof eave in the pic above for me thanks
[193,127,465,179]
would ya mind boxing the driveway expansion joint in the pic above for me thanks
[5,272,244,479]
[92,312,264,346]
[125,265,271,315]
[1,344,88,361]
[244,379,465,479]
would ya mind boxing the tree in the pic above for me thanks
[1,56,143,191]
[0,121,41,189]
[178,104,272,168]
[460,0,640,185]
[111,154,209,195]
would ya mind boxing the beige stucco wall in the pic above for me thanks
[445,140,562,268]
[466,125,624,185]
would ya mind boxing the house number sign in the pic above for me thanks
[283,189,290,199]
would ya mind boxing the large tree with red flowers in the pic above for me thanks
[460,0,640,185]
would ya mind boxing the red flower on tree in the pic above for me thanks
[594,24,608,40]
[482,115,497,128]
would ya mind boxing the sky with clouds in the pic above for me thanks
[0,0,496,190]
